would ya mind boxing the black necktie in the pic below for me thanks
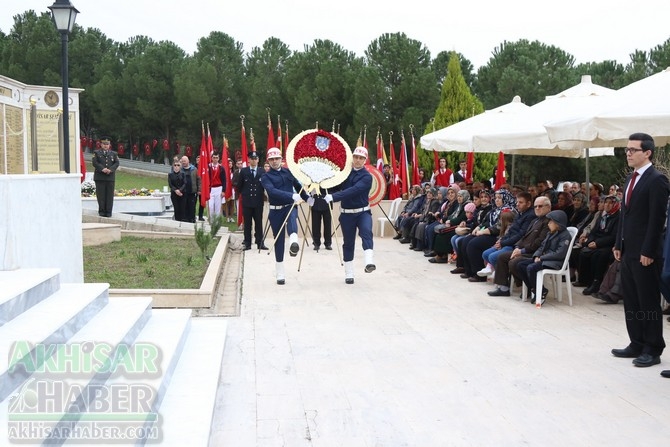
[251,169,255,176]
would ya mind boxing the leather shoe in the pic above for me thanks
[399,238,411,244]
[428,257,447,264]
[460,273,469,279]
[325,245,332,250]
[572,281,587,287]
[488,288,511,297]
[450,267,465,274]
[596,293,619,304]
[468,276,486,282]
[633,353,661,367]
[276,279,285,285]
[345,278,354,284]
[243,245,251,251]
[365,264,376,273]
[661,370,670,378]
[393,233,402,240]
[313,245,320,251]
[611,346,641,358]
[258,245,269,250]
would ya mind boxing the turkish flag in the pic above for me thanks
[494,151,506,190]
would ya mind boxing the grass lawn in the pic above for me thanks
[85,162,168,191]
[84,236,216,289]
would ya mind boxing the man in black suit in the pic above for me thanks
[311,194,332,251]
[612,133,670,371]
[236,151,266,250]
[92,136,120,217]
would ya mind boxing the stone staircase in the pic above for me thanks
[0,268,227,446]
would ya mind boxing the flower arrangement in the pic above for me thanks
[81,181,96,197]
[115,188,153,197]
[286,128,352,192]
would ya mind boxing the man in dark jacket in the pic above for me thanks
[236,151,265,250]
[488,196,551,296]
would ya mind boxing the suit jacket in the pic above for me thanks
[208,164,227,191]
[236,166,265,208]
[615,165,670,259]
[533,228,572,269]
[516,215,550,255]
[92,149,119,182]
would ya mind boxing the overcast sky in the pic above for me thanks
[2,0,669,70]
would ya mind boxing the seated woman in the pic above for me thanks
[568,192,590,228]
[554,191,575,222]
[424,188,469,256]
[408,188,440,251]
[575,195,620,295]
[459,189,516,282]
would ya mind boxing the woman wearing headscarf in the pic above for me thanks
[554,191,575,221]
[424,188,470,256]
[409,187,441,251]
[458,188,517,281]
[568,192,590,228]
[575,195,620,294]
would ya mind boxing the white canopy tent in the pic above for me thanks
[545,67,670,148]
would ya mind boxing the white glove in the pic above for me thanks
[307,197,315,207]
[292,193,301,203]
[324,194,333,203]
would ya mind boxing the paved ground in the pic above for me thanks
[210,236,670,446]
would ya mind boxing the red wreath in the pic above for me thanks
[185,145,193,157]
[95,140,101,149]
[162,139,169,151]
[144,143,151,156]
[88,138,94,149]
[175,141,180,153]
[117,143,125,156]
[152,139,158,149]
[286,129,352,191]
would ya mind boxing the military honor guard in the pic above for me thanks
[260,147,310,284]
[91,136,120,217]
[324,146,376,284]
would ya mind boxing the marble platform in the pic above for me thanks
[81,196,166,214]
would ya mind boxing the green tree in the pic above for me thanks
[192,32,247,147]
[245,37,293,155]
[422,52,495,182]
[476,39,577,108]
[283,39,358,142]
[364,32,439,152]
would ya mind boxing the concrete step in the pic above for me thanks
[60,309,192,446]
[153,318,228,447]
[0,268,60,327]
[82,223,121,246]
[0,297,153,444]
[0,283,109,402]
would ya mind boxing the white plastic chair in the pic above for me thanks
[378,197,402,237]
[522,226,579,308]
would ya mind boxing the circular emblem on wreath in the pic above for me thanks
[286,129,352,194]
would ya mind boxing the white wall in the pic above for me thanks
[0,174,83,282]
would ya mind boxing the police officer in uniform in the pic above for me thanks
[236,150,266,250]
[324,146,375,284]
[260,147,310,284]
[92,136,120,217]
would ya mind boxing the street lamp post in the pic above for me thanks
[48,0,79,174]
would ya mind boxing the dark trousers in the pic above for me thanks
[242,205,264,248]
[621,253,665,356]
[171,192,186,222]
[577,248,613,284]
[463,234,497,277]
[515,258,546,293]
[185,193,197,222]
[95,180,115,216]
[339,211,373,262]
[312,207,332,247]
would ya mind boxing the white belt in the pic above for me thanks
[341,206,370,214]
[269,204,292,210]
